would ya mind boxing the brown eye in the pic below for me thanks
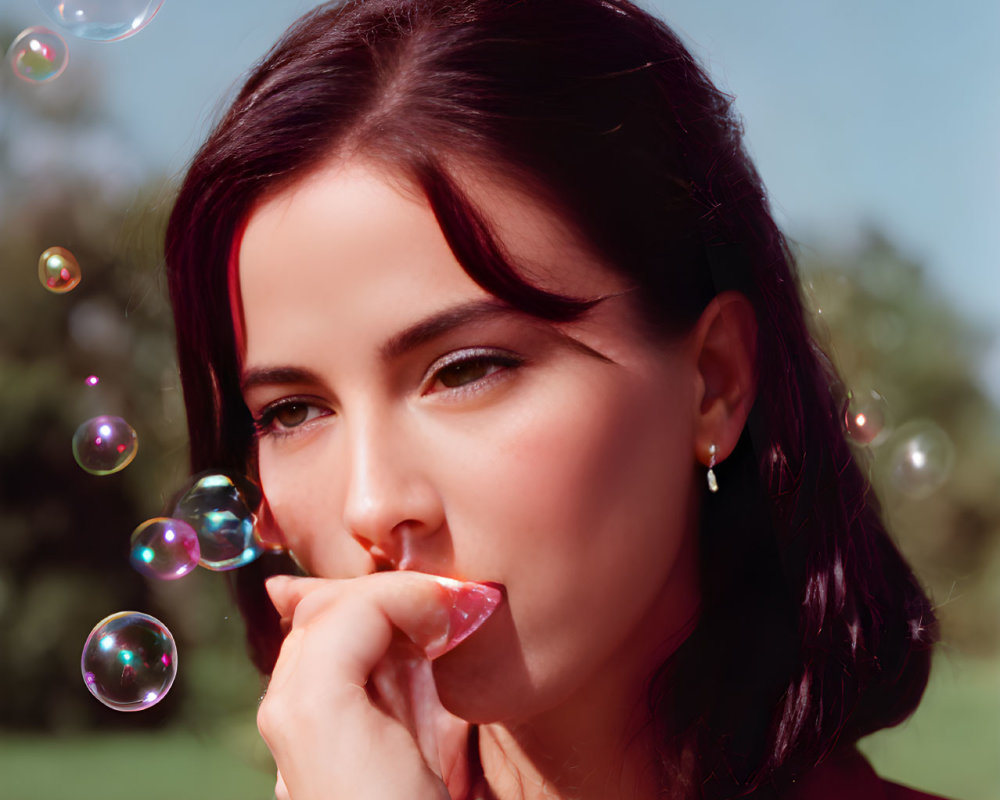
[437,358,495,388]
[425,349,525,396]
[273,402,309,427]
[253,400,329,438]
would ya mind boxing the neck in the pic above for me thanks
[477,700,657,800]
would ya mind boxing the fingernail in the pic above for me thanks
[426,578,503,660]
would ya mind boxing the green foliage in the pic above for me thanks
[801,231,1000,653]
[0,43,259,734]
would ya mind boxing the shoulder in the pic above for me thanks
[783,748,954,800]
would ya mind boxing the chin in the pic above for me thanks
[430,603,535,724]
[433,652,506,723]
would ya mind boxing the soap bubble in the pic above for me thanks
[843,389,892,446]
[72,415,138,475]
[173,472,263,571]
[887,420,955,499]
[7,27,68,83]
[85,374,100,387]
[37,0,163,42]
[81,611,177,712]
[130,518,200,580]
[38,246,82,293]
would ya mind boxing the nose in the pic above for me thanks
[340,414,444,570]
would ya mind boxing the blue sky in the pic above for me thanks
[4,0,999,396]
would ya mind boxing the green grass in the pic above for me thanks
[859,649,1000,800]
[1,651,996,800]
[0,725,274,800]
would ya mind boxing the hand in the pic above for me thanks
[258,572,501,800]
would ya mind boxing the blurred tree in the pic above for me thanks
[801,231,1000,654]
[0,24,261,736]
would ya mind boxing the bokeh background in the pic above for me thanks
[1,1,998,798]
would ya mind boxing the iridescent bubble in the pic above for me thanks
[37,246,82,293]
[72,415,138,475]
[7,27,68,83]
[81,611,177,712]
[887,421,955,500]
[37,0,163,42]
[129,518,200,580]
[843,389,892,447]
[172,472,262,571]
[85,374,100,387]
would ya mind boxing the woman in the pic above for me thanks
[165,1,945,797]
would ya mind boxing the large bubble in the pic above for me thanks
[72,415,138,475]
[37,0,164,42]
[7,27,68,83]
[129,518,200,580]
[81,611,177,712]
[172,472,263,571]
[887,420,956,500]
[38,246,82,294]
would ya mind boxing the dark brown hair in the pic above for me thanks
[164,1,936,796]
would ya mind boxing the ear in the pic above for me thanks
[691,291,758,467]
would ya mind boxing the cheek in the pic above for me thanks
[446,362,695,621]
[454,361,692,548]
[434,363,698,718]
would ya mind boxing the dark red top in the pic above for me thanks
[465,737,953,799]
[786,749,953,800]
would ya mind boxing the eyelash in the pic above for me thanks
[252,396,328,439]
[422,348,524,396]
[252,348,524,439]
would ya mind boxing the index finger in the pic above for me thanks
[264,574,327,619]
[265,572,503,661]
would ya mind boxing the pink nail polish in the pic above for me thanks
[426,579,503,659]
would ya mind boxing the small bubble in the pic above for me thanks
[887,420,955,499]
[85,375,100,387]
[38,247,81,293]
[843,389,892,446]
[38,0,163,42]
[7,27,68,83]
[129,518,200,580]
[72,415,138,475]
[172,472,263,571]
[81,611,177,711]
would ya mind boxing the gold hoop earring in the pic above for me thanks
[707,444,719,493]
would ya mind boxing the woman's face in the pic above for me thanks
[238,160,702,723]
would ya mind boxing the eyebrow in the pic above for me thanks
[379,298,524,362]
[378,297,614,364]
[240,299,527,393]
[240,365,327,393]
